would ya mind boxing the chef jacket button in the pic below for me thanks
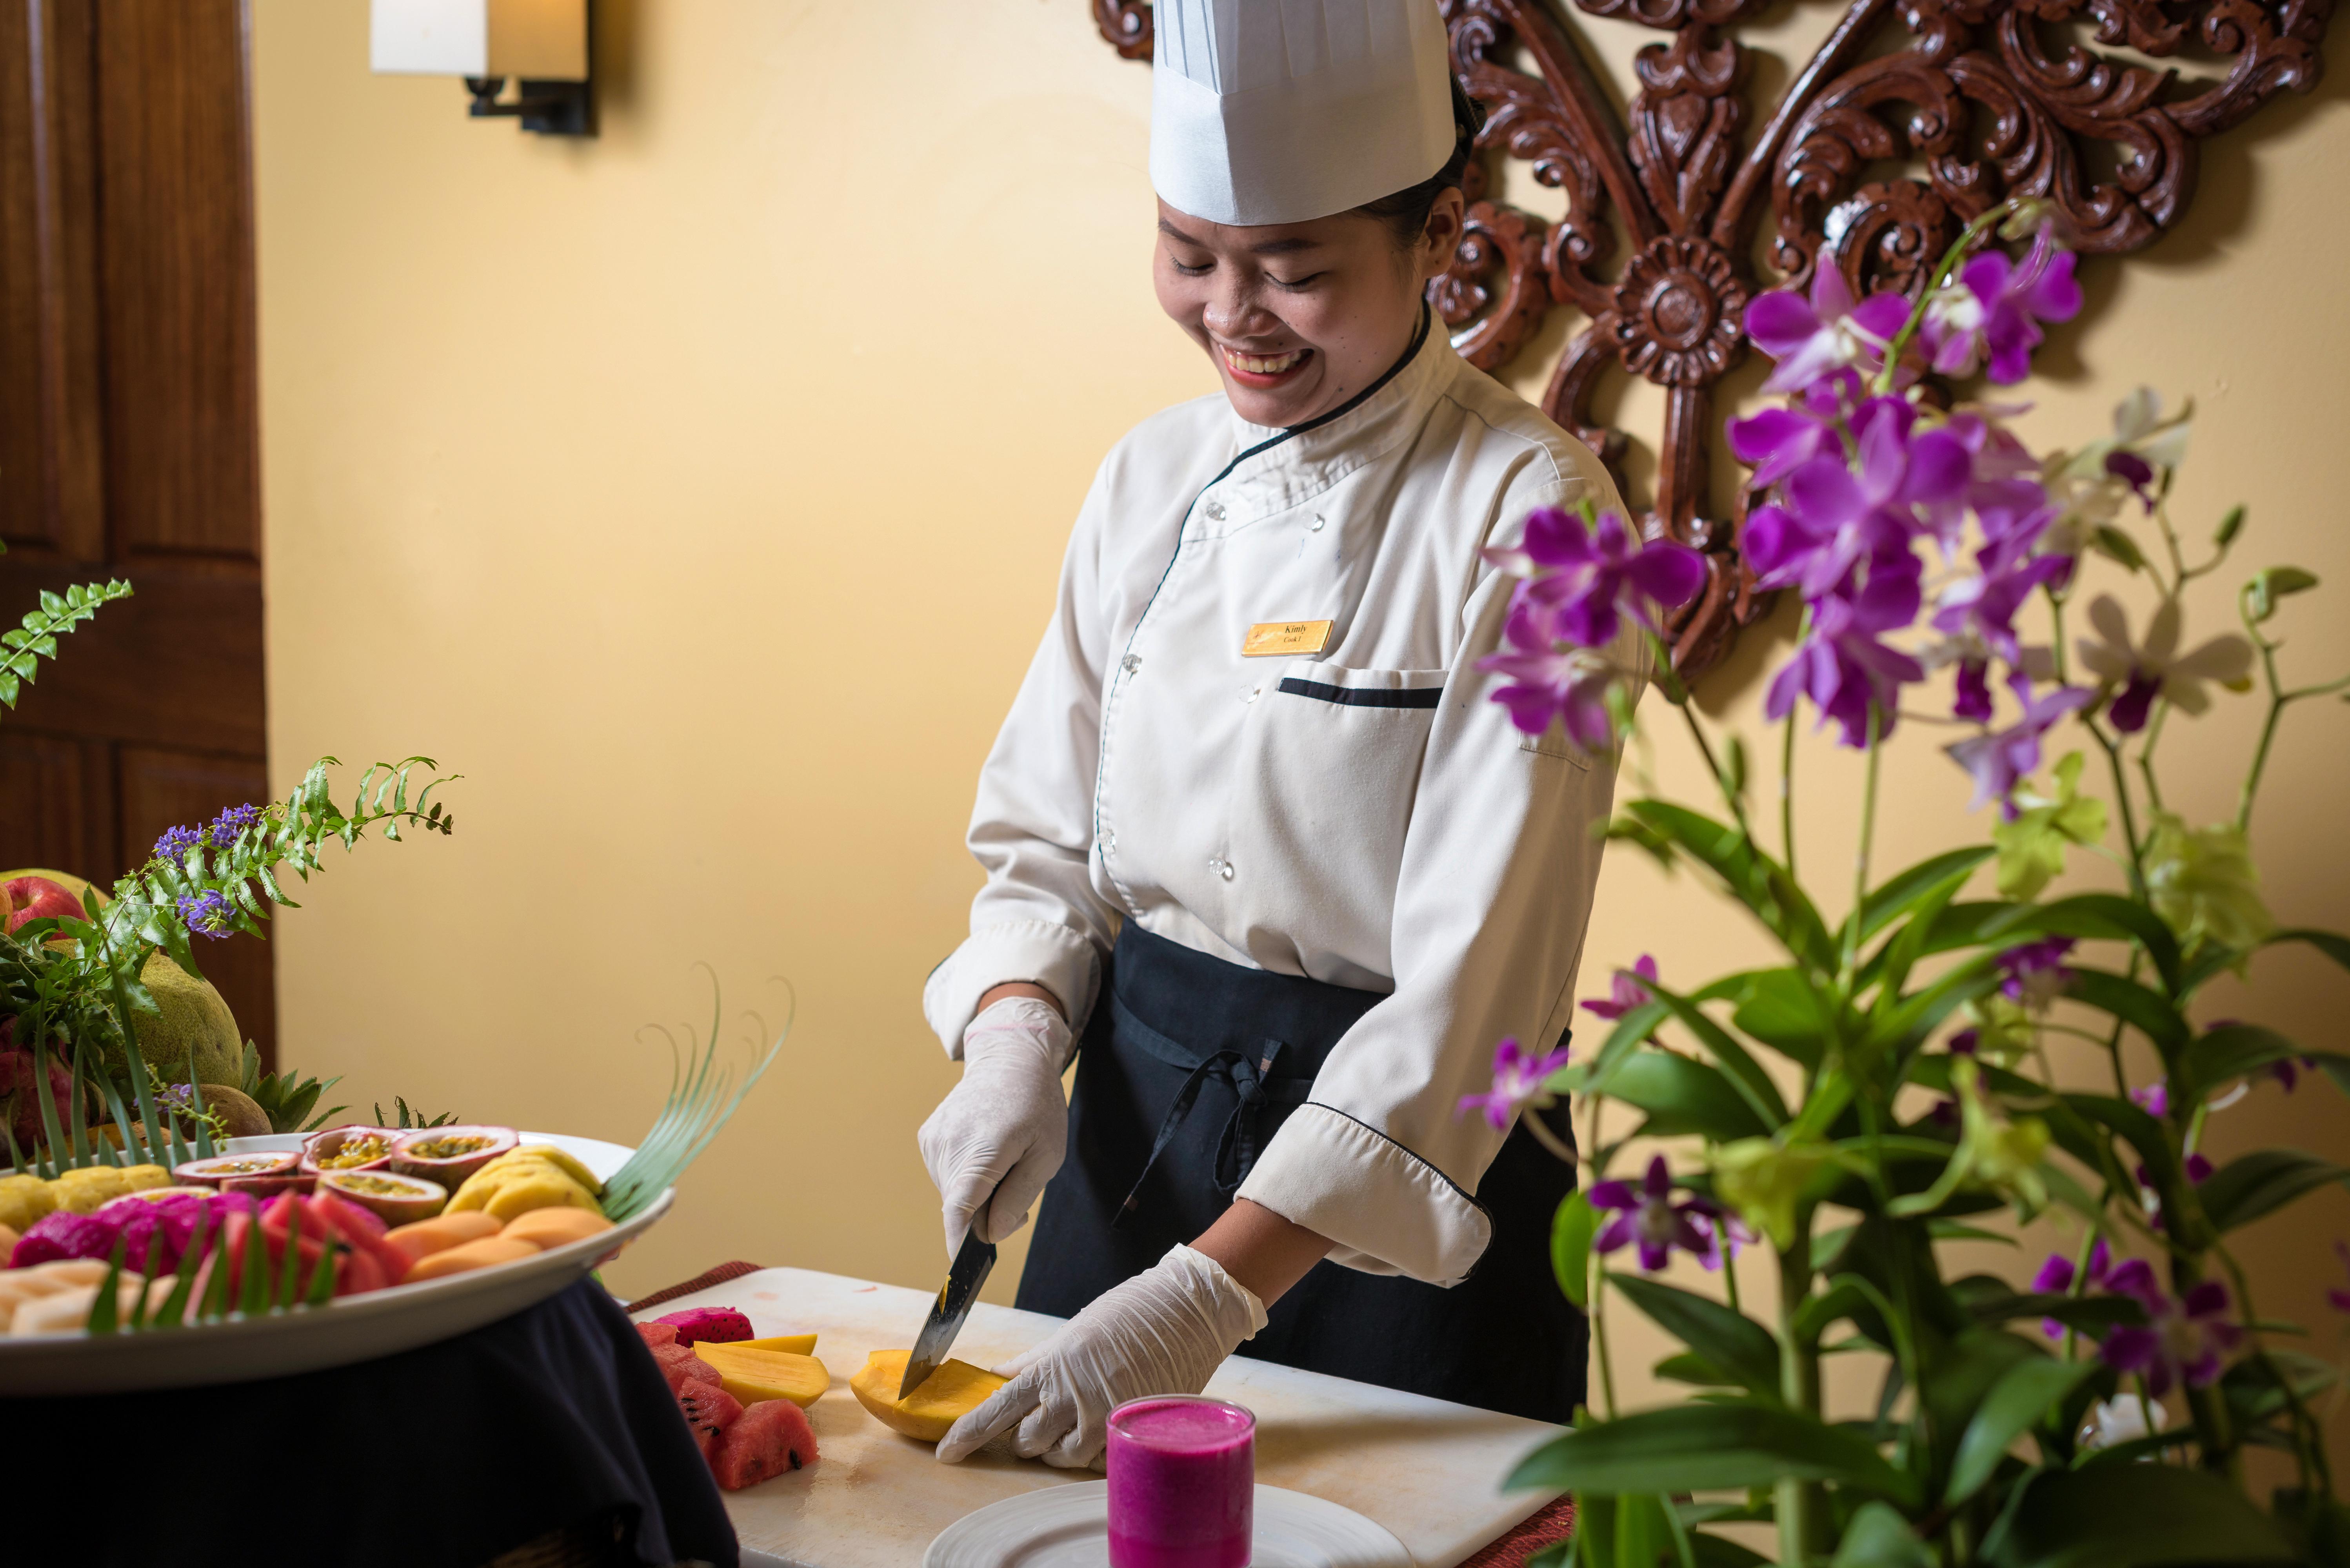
[1208,857,1234,881]
[1310,514,1326,532]
[1244,684,1261,702]
[1121,653,1141,674]
[1204,500,1226,521]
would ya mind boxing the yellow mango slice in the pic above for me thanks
[403,1234,541,1283]
[739,1332,817,1356]
[482,1170,598,1222]
[694,1343,829,1408]
[0,1174,56,1233]
[499,1206,614,1249]
[850,1349,1008,1443]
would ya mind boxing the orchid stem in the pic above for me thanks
[1776,1223,1823,1563]
[1781,706,1799,882]
[1841,704,1883,988]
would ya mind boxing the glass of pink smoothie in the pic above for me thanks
[1105,1396,1256,1568]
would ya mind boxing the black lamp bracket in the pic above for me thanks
[463,75,593,136]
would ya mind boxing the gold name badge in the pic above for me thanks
[1241,619,1334,658]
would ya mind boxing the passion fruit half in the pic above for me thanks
[301,1126,399,1176]
[389,1125,517,1191]
[317,1169,447,1226]
[174,1150,298,1188]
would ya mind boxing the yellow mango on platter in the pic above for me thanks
[738,1333,816,1356]
[482,1171,598,1222]
[850,1349,1008,1444]
[474,1145,603,1196]
[0,1174,56,1233]
[694,1343,829,1408]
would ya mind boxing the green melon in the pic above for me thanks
[105,949,245,1090]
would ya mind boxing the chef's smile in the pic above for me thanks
[1217,343,1312,387]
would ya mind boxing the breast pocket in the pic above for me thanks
[1226,662,1450,961]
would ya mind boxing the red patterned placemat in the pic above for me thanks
[623,1260,767,1315]
[1460,1496,1575,1567]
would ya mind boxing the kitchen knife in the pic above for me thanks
[900,1224,997,1398]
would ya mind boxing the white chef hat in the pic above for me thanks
[1150,0,1458,227]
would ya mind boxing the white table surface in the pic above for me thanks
[632,1267,1562,1568]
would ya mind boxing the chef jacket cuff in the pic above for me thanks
[922,919,1102,1059]
[1235,1105,1491,1287]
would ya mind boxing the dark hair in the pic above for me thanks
[1354,76,1485,250]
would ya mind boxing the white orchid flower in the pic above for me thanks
[2076,595,2254,732]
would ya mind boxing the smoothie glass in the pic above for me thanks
[1105,1396,1255,1568]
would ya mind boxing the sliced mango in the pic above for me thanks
[694,1343,829,1408]
[850,1349,1008,1443]
[499,1206,614,1249]
[403,1234,541,1283]
[739,1332,817,1356]
[385,1210,505,1267]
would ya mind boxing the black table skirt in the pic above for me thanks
[2,1278,740,1568]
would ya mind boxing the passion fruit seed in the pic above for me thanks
[407,1135,494,1159]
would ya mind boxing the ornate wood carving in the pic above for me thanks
[1093,0,2332,675]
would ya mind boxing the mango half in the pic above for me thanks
[849,1349,1007,1443]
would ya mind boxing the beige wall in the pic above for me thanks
[254,0,2349,1463]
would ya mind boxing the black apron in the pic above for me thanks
[1015,922,1588,1424]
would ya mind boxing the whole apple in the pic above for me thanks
[2,875,84,935]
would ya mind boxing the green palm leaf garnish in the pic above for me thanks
[602,974,791,1224]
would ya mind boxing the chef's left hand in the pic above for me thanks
[933,1243,1268,1468]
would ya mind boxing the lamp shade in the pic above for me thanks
[370,0,588,81]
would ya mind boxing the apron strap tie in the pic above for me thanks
[1115,1037,1291,1229]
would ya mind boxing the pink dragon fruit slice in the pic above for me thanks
[654,1305,754,1345]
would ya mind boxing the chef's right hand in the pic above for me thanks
[917,995,1073,1258]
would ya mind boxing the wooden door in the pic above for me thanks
[0,0,273,1066]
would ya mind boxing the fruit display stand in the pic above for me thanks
[636,1266,1567,1568]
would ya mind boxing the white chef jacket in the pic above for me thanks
[924,314,1635,1287]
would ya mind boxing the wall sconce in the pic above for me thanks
[370,0,594,137]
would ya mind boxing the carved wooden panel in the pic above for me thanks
[1095,0,2332,676]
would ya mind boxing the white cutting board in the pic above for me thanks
[635,1267,1561,1568]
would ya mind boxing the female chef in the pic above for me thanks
[918,0,1634,1467]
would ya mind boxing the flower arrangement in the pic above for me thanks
[1466,200,2350,1563]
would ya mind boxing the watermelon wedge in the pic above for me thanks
[711,1398,818,1489]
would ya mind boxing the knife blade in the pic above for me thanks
[900,1224,997,1398]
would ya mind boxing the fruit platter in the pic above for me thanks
[0,1126,673,1396]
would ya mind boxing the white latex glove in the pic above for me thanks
[918,996,1073,1258]
[934,1243,1268,1468]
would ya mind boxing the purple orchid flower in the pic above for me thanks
[175,890,236,940]
[2033,1238,2113,1338]
[2265,1055,2319,1093]
[1931,547,2072,713]
[1745,401,1970,598]
[2099,1258,2241,1396]
[1486,507,1707,650]
[1766,578,1928,749]
[2132,1080,2170,1119]
[1458,1036,1572,1131]
[1919,234,2083,384]
[1996,936,2077,1010]
[1726,371,1862,487]
[1687,1208,1754,1272]
[1581,955,1659,1021]
[2328,1241,2350,1314]
[1945,676,2095,815]
[1747,266,1913,394]
[1590,1156,1716,1271]
[1479,616,1620,746]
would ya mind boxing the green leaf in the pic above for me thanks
[1723,968,1830,1071]
[2176,1023,2328,1103]
[87,1238,127,1335]
[1608,1274,1782,1401]
[1600,1048,1770,1143]
[1858,848,1993,943]
[2063,967,2189,1057]
[2197,1149,2349,1233]
[1552,1191,1597,1309]
[1636,977,1789,1129]
[1947,1353,2096,1504]
[1506,1403,1919,1506]
[1623,800,1837,972]
[1654,1352,1742,1388]
[1832,1501,1936,1568]
[1979,1461,2295,1567]
[2030,894,2182,992]
[2222,1348,2339,1428]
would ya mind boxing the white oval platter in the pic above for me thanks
[0,1130,668,1396]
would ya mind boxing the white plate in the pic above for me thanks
[0,1130,665,1396]
[923,1481,1412,1568]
